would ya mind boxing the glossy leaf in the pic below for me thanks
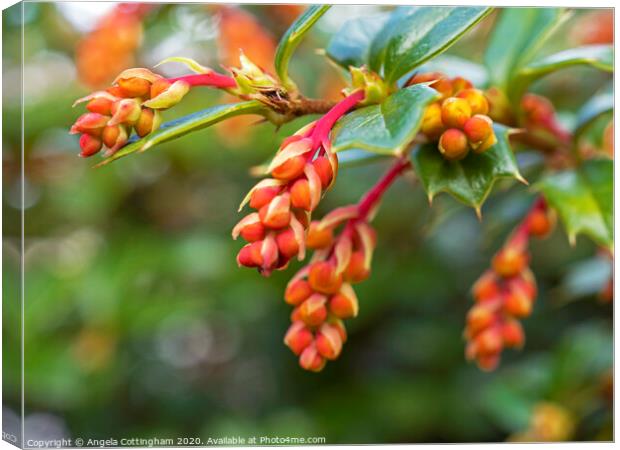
[535,159,612,250]
[412,124,525,214]
[331,85,440,155]
[519,45,613,80]
[484,8,568,90]
[326,13,390,69]
[96,101,266,166]
[274,5,330,90]
[574,89,613,140]
[370,6,492,84]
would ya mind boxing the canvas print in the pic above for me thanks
[2,2,614,447]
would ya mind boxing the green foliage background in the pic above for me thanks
[2,3,612,444]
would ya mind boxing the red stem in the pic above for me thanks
[357,158,411,220]
[310,90,365,149]
[168,73,237,89]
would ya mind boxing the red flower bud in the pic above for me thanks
[298,293,328,326]
[70,112,109,136]
[472,270,500,302]
[441,97,472,128]
[150,78,172,99]
[328,318,347,343]
[79,134,103,157]
[232,213,265,242]
[86,97,114,115]
[290,178,312,210]
[299,344,325,372]
[344,251,370,283]
[271,155,307,180]
[306,221,333,249]
[276,228,300,259]
[463,114,493,144]
[528,208,555,238]
[501,319,525,348]
[258,194,291,229]
[236,241,263,267]
[118,76,152,97]
[109,98,141,126]
[466,305,495,337]
[476,353,500,372]
[312,156,334,189]
[475,328,503,356]
[249,186,281,209]
[308,261,343,295]
[134,108,161,137]
[439,129,469,161]
[492,246,528,278]
[503,288,533,318]
[328,283,359,319]
[456,88,489,116]
[315,323,343,360]
[284,321,313,355]
[101,125,129,153]
[285,279,313,306]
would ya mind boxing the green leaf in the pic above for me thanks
[484,8,568,90]
[574,89,613,140]
[274,5,330,90]
[370,6,492,84]
[535,159,612,250]
[412,124,525,214]
[326,13,390,69]
[519,45,613,79]
[96,101,266,166]
[331,84,440,155]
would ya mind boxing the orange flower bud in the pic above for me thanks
[143,80,190,110]
[329,284,359,319]
[528,208,555,238]
[441,97,472,128]
[475,328,503,356]
[86,97,114,115]
[312,156,334,188]
[290,178,312,211]
[328,318,347,343]
[79,134,103,157]
[456,88,489,115]
[463,114,493,144]
[290,306,302,322]
[150,78,172,99]
[421,102,445,139]
[438,129,469,161]
[344,251,370,283]
[315,323,343,360]
[271,155,307,180]
[409,73,453,99]
[515,268,537,299]
[472,270,501,302]
[492,246,528,278]
[476,353,500,372]
[232,214,266,242]
[101,125,129,152]
[306,221,333,249]
[501,319,525,348]
[308,261,343,295]
[70,112,109,136]
[109,98,141,126]
[471,131,497,154]
[258,194,291,229]
[118,76,152,97]
[451,76,473,94]
[134,108,161,137]
[276,228,300,259]
[284,321,313,355]
[503,288,533,318]
[249,185,281,210]
[298,293,328,326]
[285,279,313,306]
[299,344,325,372]
[236,241,263,267]
[106,86,125,97]
[466,305,495,337]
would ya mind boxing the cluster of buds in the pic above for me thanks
[521,93,571,145]
[464,198,556,370]
[233,91,365,276]
[70,68,192,157]
[408,72,497,161]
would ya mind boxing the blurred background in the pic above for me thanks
[2,3,613,444]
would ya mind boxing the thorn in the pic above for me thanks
[475,206,483,221]
[428,193,434,205]
[516,173,529,185]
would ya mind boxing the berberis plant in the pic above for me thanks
[70,6,613,372]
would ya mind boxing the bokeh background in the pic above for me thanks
[2,3,613,444]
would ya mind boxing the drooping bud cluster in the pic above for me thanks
[283,208,377,371]
[407,72,497,161]
[464,198,556,371]
[521,93,571,145]
[233,91,365,276]
[70,68,191,158]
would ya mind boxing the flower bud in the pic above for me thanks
[285,279,313,306]
[299,344,325,372]
[501,319,525,348]
[471,132,497,154]
[118,76,152,97]
[106,86,125,97]
[290,178,312,211]
[344,251,370,283]
[408,72,453,99]
[476,353,500,372]
[528,208,555,238]
[315,323,343,360]
[329,283,359,319]
[150,78,173,99]
[101,125,129,152]
[451,76,473,94]
[492,246,528,278]
[134,108,162,137]
[276,228,300,259]
[466,305,495,337]
[249,185,282,210]
[512,268,537,299]
[312,156,334,188]
[86,97,114,115]
[79,134,103,157]
[328,318,347,343]
[439,129,469,161]
[109,98,141,126]
[271,155,307,181]
[472,270,500,302]
[143,80,190,110]
[463,114,493,144]
[441,97,472,128]
[456,88,489,115]
[232,213,265,242]
[258,194,291,229]
[475,328,503,356]
[421,102,445,139]
[259,233,279,273]
[298,293,328,326]
[306,221,333,249]
[308,261,343,295]
[70,113,109,136]
[237,241,263,268]
[503,288,533,318]
[284,321,313,355]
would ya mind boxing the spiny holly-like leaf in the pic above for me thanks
[326,13,390,69]
[535,159,612,250]
[275,5,330,91]
[412,124,525,215]
[574,88,613,140]
[331,85,440,155]
[370,6,492,84]
[484,8,568,91]
[96,101,266,167]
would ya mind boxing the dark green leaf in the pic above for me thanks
[97,101,266,166]
[484,8,567,90]
[574,88,613,140]
[535,159,612,250]
[412,124,525,214]
[326,13,390,69]
[331,85,440,155]
[370,6,492,84]
[274,5,330,90]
